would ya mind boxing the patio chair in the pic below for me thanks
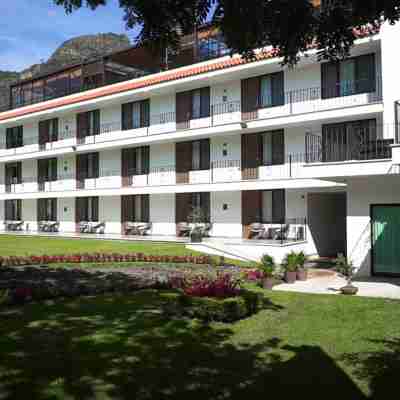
[177,222,191,237]
[249,223,265,239]
[13,221,25,231]
[49,221,60,233]
[79,221,89,233]
[91,222,106,234]
[125,222,137,235]
[199,223,212,237]
[136,222,152,236]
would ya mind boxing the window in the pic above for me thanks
[122,195,149,223]
[322,54,376,99]
[38,158,58,184]
[6,126,23,149]
[176,87,210,128]
[39,118,58,147]
[261,130,285,166]
[261,189,286,223]
[198,33,230,61]
[260,72,284,107]
[5,162,22,188]
[190,193,210,222]
[191,139,210,171]
[192,89,202,119]
[37,198,57,221]
[5,199,21,221]
[77,197,99,222]
[77,110,100,138]
[87,153,99,179]
[322,119,377,161]
[121,100,150,130]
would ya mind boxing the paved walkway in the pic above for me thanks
[273,271,400,300]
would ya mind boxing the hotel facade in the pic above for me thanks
[1,21,400,276]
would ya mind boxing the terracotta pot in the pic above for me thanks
[297,269,308,281]
[262,277,275,290]
[340,284,358,295]
[285,271,297,284]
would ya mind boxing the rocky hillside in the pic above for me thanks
[0,33,131,108]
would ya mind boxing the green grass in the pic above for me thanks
[0,235,197,257]
[0,288,399,399]
[0,235,254,267]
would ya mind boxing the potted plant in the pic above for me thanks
[335,255,358,295]
[282,252,298,284]
[187,206,208,243]
[258,254,276,289]
[296,251,308,281]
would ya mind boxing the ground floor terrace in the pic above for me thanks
[1,173,400,276]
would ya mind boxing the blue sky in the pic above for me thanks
[0,0,140,72]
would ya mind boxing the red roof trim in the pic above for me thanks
[0,27,378,123]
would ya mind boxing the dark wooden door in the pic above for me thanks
[241,133,261,180]
[241,77,260,120]
[176,141,192,184]
[242,190,262,238]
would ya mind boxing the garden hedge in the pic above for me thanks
[161,290,263,322]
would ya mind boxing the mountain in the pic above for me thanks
[0,33,131,109]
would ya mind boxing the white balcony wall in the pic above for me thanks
[148,142,176,186]
[22,199,37,232]
[99,196,121,234]
[149,94,176,135]
[150,193,176,235]
[210,134,242,183]
[58,197,76,233]
[97,149,121,189]
[210,191,242,238]
[211,81,242,126]
[53,116,76,149]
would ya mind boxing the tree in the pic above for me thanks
[53,0,400,65]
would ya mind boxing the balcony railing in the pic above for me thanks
[305,132,393,163]
[0,75,383,159]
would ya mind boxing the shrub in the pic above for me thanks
[161,290,263,322]
[243,269,264,282]
[258,254,276,277]
[335,255,355,283]
[171,272,241,298]
[282,252,300,272]
[0,253,211,267]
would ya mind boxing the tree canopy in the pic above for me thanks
[53,1,400,65]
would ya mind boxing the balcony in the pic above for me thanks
[0,75,383,160]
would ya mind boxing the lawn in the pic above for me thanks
[0,288,398,399]
[0,235,196,257]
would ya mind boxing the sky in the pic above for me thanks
[0,0,140,72]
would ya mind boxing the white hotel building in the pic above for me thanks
[1,21,400,276]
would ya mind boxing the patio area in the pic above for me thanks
[274,270,400,300]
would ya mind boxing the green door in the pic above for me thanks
[371,205,400,275]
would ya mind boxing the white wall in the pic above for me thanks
[210,191,242,237]
[0,200,4,230]
[58,197,75,232]
[347,175,400,276]
[22,199,37,232]
[99,196,121,234]
[150,193,176,235]
[381,21,400,137]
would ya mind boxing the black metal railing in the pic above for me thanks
[305,132,393,163]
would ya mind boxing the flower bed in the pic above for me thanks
[0,253,211,267]
[161,290,263,322]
